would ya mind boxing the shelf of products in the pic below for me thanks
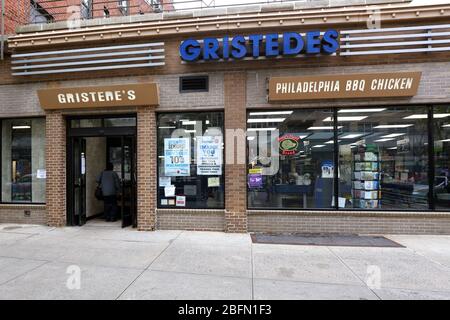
[351,144,381,209]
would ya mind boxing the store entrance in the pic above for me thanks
[67,116,137,228]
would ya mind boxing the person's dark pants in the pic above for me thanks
[103,195,118,221]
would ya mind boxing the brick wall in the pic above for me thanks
[45,111,66,227]
[0,205,46,224]
[4,0,29,34]
[136,106,157,231]
[224,72,248,233]
[248,211,450,235]
[157,209,225,231]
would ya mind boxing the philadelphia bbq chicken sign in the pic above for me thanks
[180,30,339,61]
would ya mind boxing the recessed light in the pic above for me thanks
[442,124,450,128]
[181,120,197,125]
[338,108,386,113]
[374,124,414,129]
[247,128,277,131]
[184,130,196,133]
[403,114,450,119]
[247,118,286,123]
[325,140,341,144]
[323,116,368,122]
[12,125,31,129]
[307,126,343,130]
[439,139,450,142]
[381,133,406,138]
[375,138,396,142]
[341,134,364,139]
[158,126,176,129]
[388,147,398,150]
[247,137,256,141]
[312,145,326,148]
[249,111,293,116]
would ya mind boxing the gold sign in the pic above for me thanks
[268,72,422,102]
[37,83,159,110]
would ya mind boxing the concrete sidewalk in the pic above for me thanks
[0,223,450,300]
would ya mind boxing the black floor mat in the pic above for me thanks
[251,234,404,248]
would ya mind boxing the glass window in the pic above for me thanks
[1,118,46,203]
[433,105,450,210]
[104,117,136,127]
[247,109,335,209]
[338,107,429,210]
[157,112,224,209]
[70,118,102,128]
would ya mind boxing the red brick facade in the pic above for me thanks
[136,106,157,231]
[45,110,66,227]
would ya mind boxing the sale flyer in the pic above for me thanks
[164,138,190,176]
[196,136,222,175]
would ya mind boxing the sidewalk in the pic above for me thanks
[0,223,450,300]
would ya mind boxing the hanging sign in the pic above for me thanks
[164,138,191,177]
[196,136,223,175]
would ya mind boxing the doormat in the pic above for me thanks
[250,234,404,248]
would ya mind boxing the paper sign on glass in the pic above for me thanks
[164,138,190,177]
[196,136,222,175]
[164,185,176,197]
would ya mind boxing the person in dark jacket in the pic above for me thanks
[97,162,121,222]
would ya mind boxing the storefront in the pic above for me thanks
[1,1,450,234]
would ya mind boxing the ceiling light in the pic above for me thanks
[247,118,286,123]
[158,126,176,129]
[249,111,293,116]
[325,140,341,144]
[338,108,386,113]
[381,133,406,138]
[312,145,326,148]
[439,139,450,142]
[247,128,277,131]
[388,147,398,150]
[307,126,343,130]
[247,137,256,141]
[341,134,364,139]
[374,124,414,129]
[323,116,368,122]
[403,114,450,119]
[184,130,196,133]
[375,138,396,142]
[12,126,31,129]
[181,120,197,125]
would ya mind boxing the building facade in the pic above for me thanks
[1,0,450,234]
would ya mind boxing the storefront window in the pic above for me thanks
[157,112,224,209]
[1,118,46,203]
[247,109,335,209]
[433,105,450,210]
[338,107,429,210]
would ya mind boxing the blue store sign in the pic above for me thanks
[180,30,339,62]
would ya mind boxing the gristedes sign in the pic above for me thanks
[268,72,422,102]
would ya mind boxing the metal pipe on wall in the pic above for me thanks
[1,0,5,60]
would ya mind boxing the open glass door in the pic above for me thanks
[121,136,137,228]
[72,137,87,226]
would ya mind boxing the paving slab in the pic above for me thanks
[150,242,252,278]
[387,235,450,269]
[0,262,141,300]
[0,232,33,247]
[254,279,379,300]
[174,231,252,247]
[0,257,47,285]
[374,288,450,300]
[73,228,182,244]
[119,270,252,300]
[56,241,169,270]
[329,246,450,292]
[252,244,363,285]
